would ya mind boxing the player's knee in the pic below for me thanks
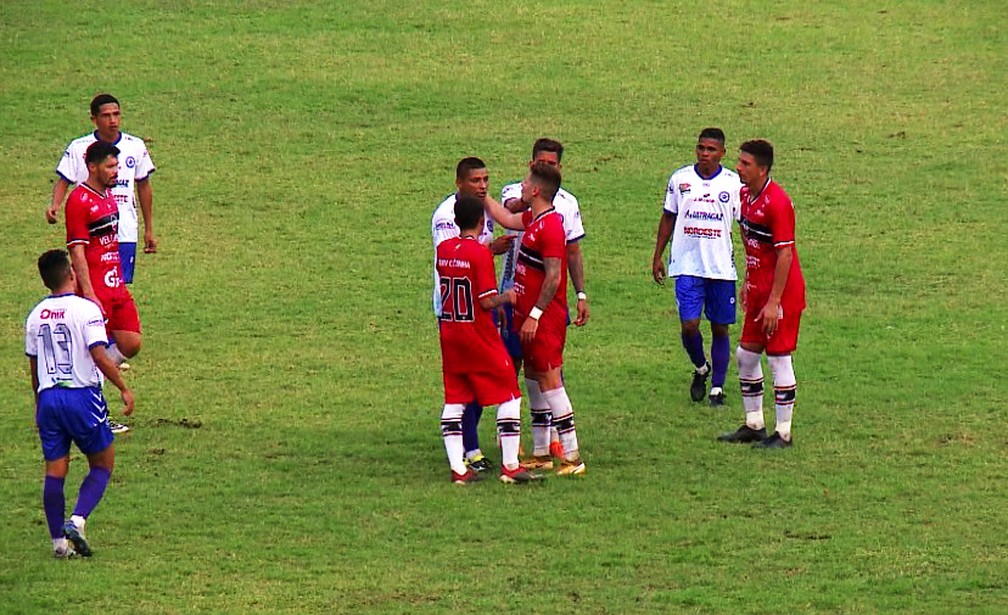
[767,354,796,387]
[680,319,701,336]
[736,346,760,371]
[711,323,730,338]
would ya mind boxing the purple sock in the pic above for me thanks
[461,401,483,454]
[43,476,66,539]
[72,467,111,519]
[681,331,707,369]
[711,333,730,388]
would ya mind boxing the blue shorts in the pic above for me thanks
[499,303,522,360]
[119,242,137,284]
[36,387,114,461]
[674,275,737,325]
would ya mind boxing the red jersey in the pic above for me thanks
[513,208,568,331]
[437,237,513,374]
[739,179,806,310]
[65,183,126,299]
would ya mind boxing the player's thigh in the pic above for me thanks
[106,292,142,336]
[443,371,476,406]
[703,279,738,326]
[471,370,521,408]
[739,306,768,350]
[766,307,803,356]
[36,390,72,462]
[521,323,566,373]
[674,275,705,322]
[118,242,137,284]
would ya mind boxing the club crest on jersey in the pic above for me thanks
[679,183,691,193]
[125,156,136,169]
[719,191,730,203]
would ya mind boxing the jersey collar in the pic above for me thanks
[92,130,123,145]
[748,177,772,202]
[693,164,723,181]
[533,206,556,222]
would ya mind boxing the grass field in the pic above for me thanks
[1,1,1007,613]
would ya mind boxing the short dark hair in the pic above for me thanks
[90,93,119,117]
[529,161,561,202]
[532,138,564,162]
[38,249,72,291]
[698,127,726,144]
[740,139,774,172]
[85,141,119,166]
[456,157,486,181]
[453,195,485,231]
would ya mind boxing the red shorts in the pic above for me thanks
[443,368,520,407]
[520,321,566,373]
[740,302,802,355]
[96,290,142,335]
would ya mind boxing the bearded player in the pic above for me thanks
[719,139,806,449]
[483,163,586,476]
[65,141,143,434]
[437,195,539,485]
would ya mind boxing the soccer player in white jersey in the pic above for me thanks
[47,93,157,285]
[652,128,742,406]
[26,250,134,558]
[431,157,515,472]
[498,138,589,467]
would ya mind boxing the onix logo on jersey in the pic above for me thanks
[104,269,121,288]
[39,309,66,320]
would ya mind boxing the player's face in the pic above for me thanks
[92,155,119,189]
[696,138,725,170]
[530,151,561,170]
[456,167,489,199]
[520,174,540,203]
[91,103,121,139]
[736,151,765,186]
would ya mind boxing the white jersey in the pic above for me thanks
[25,293,108,392]
[431,193,494,316]
[498,183,585,290]
[56,131,155,244]
[663,164,741,280]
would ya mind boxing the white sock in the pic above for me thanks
[441,404,467,475]
[527,378,551,456]
[737,347,765,430]
[496,398,521,470]
[53,537,68,551]
[543,386,579,461]
[107,343,127,366]
[768,354,796,440]
[70,515,86,530]
[464,449,483,462]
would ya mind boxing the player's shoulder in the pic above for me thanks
[670,163,696,180]
[432,193,457,221]
[66,132,97,151]
[501,181,522,199]
[768,180,793,203]
[717,167,741,183]
[555,186,579,207]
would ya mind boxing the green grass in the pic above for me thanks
[2,1,1007,612]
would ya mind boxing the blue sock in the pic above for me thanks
[681,331,707,369]
[711,333,730,388]
[43,476,66,539]
[461,401,483,455]
[72,467,111,520]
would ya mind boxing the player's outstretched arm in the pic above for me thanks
[483,195,524,231]
[91,345,135,416]
[46,177,72,224]
[652,211,675,284]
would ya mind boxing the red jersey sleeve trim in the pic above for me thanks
[478,289,498,299]
[773,240,795,248]
[67,238,89,246]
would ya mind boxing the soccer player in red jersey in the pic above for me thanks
[719,140,806,449]
[483,163,586,475]
[437,195,539,485]
[64,141,143,434]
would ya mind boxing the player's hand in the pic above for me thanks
[755,300,782,337]
[143,231,158,254]
[651,257,665,285]
[520,316,539,345]
[120,388,135,416]
[85,294,106,317]
[45,207,59,224]
[499,289,516,305]
[573,297,590,326]
[489,234,516,256]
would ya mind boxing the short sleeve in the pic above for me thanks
[134,141,155,181]
[55,142,86,184]
[25,317,37,357]
[769,191,796,248]
[81,302,109,349]
[539,216,566,260]
[561,194,585,243]
[501,182,522,203]
[472,245,499,300]
[663,175,679,214]
[65,190,90,246]
[432,208,459,248]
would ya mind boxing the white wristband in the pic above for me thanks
[529,307,543,320]
[576,292,587,301]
